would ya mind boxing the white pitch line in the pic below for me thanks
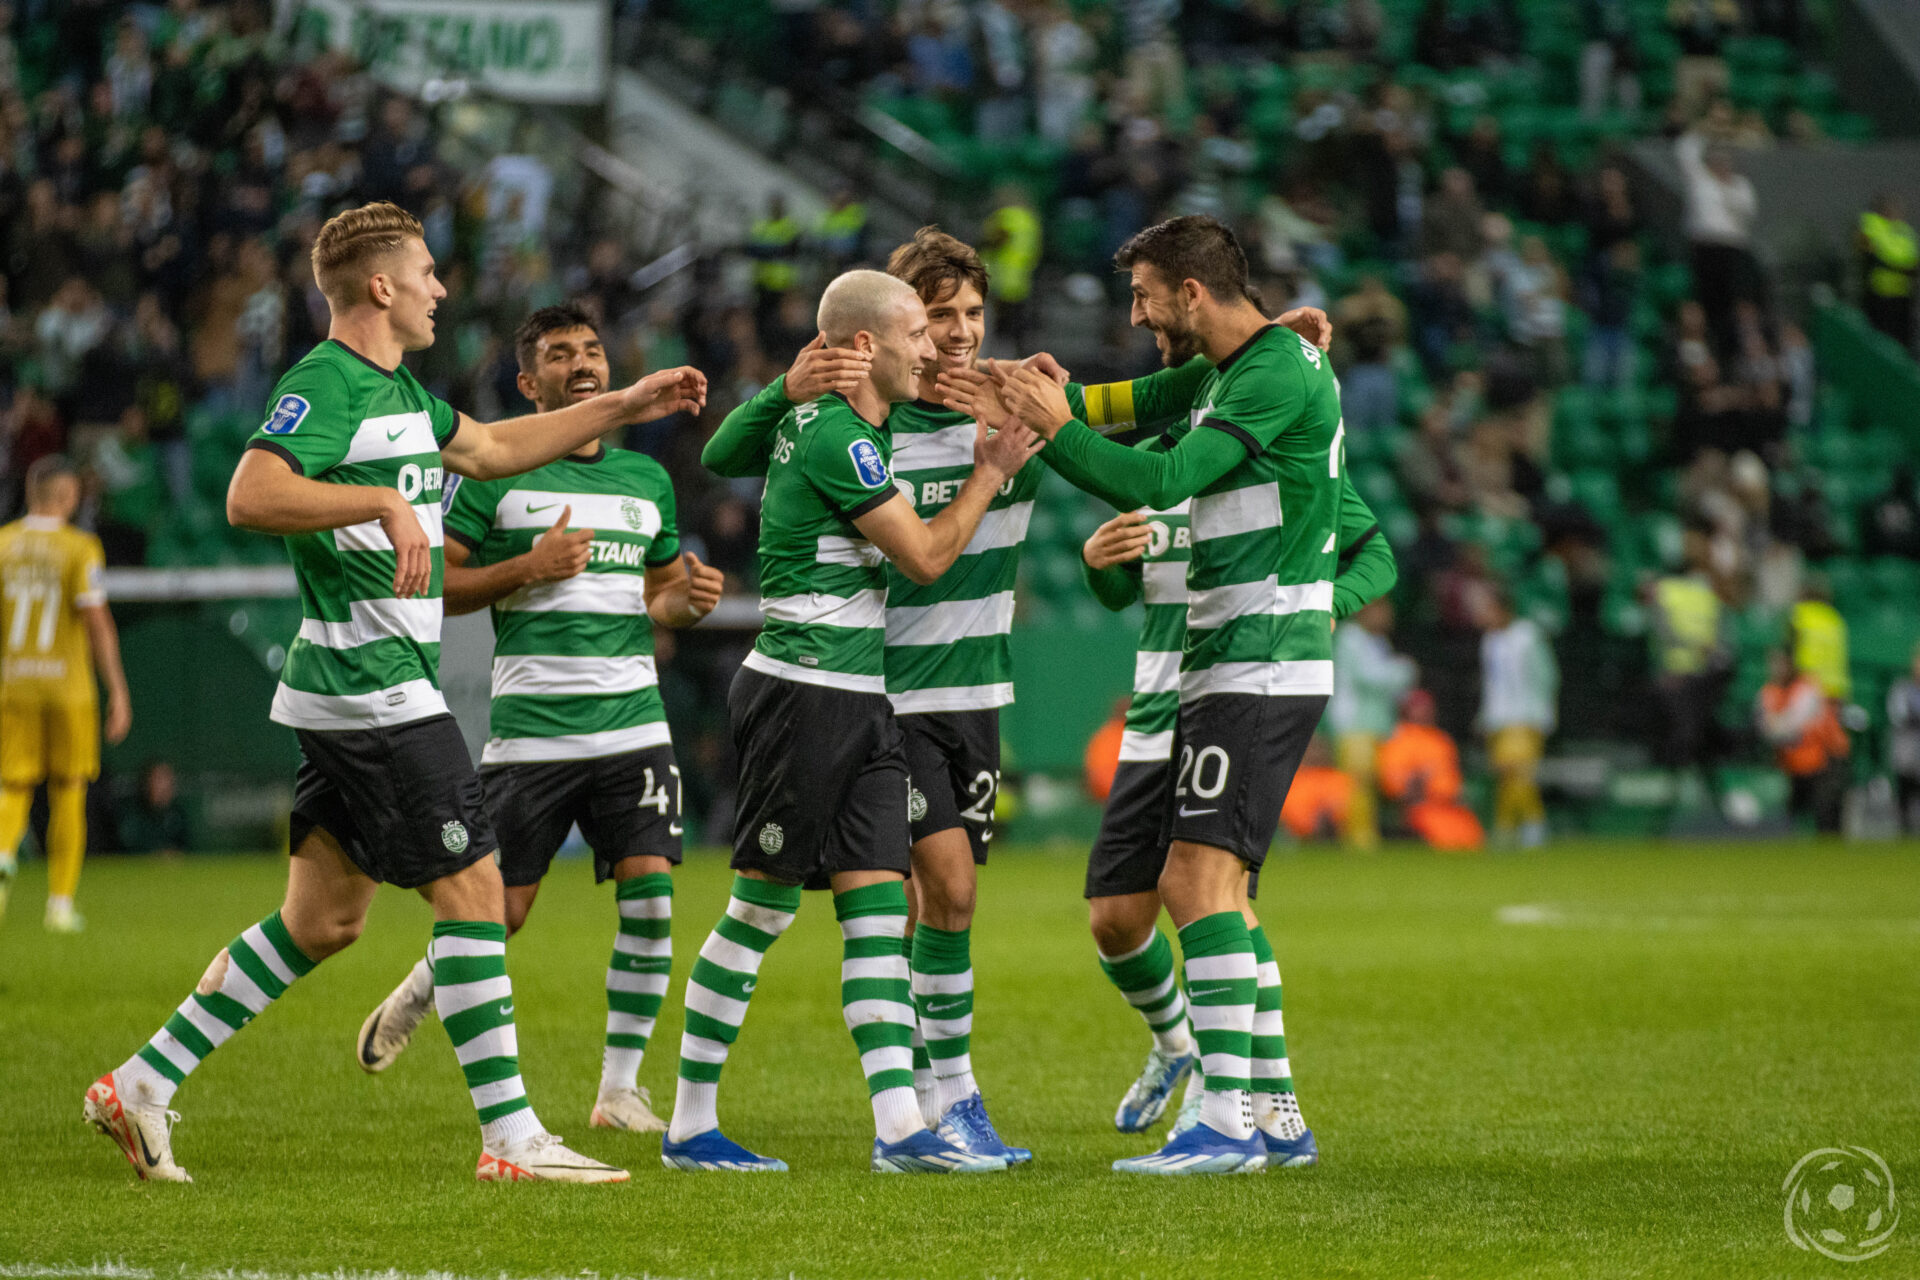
[1495,903,1920,933]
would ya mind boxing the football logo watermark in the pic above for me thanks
[1784,1146,1899,1262]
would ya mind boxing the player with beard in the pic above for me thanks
[352,303,724,1138]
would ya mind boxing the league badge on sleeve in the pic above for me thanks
[262,393,311,435]
[849,439,890,488]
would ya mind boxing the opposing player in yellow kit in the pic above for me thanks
[0,455,134,931]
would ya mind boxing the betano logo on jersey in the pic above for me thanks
[589,539,651,568]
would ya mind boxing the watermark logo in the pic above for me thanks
[1784,1146,1899,1262]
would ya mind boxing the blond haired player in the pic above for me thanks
[0,455,133,931]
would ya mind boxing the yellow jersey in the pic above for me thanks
[0,516,107,707]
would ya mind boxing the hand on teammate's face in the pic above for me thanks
[933,365,1009,425]
[785,334,873,402]
[1275,306,1332,351]
[682,551,724,619]
[623,366,708,422]
[381,492,434,598]
[1083,509,1152,570]
[525,505,593,584]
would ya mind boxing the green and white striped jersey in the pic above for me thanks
[883,400,1045,714]
[245,339,459,731]
[1122,502,1191,762]
[442,446,681,765]
[746,392,898,693]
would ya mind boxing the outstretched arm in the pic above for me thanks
[443,367,708,481]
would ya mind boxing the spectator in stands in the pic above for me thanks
[1477,586,1559,847]
[1518,142,1578,226]
[1502,235,1571,388]
[1666,0,1739,120]
[1421,167,1485,263]
[1857,191,1917,353]
[1330,598,1418,850]
[1861,467,1920,560]
[1408,251,1476,378]
[1579,0,1642,119]
[1789,576,1850,701]
[117,759,189,856]
[1582,239,1642,390]
[1378,688,1485,851]
[33,276,111,399]
[1756,647,1848,834]
[1885,647,1920,832]
[1032,3,1097,145]
[1333,273,1405,434]
[1455,115,1511,208]
[1675,122,1760,353]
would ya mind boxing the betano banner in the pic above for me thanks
[298,0,608,104]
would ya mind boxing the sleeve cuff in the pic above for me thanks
[1338,523,1380,570]
[444,526,482,553]
[841,488,895,521]
[645,542,682,567]
[1201,417,1262,460]
[245,438,305,476]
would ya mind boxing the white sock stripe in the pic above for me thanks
[612,932,672,958]
[1189,1004,1254,1032]
[858,1045,914,1078]
[840,914,907,940]
[434,974,513,1019]
[606,1012,657,1037]
[468,1075,527,1110]
[1122,972,1179,1008]
[724,896,798,936]
[930,1053,974,1075]
[1098,933,1158,964]
[1184,954,1257,982]
[149,1030,200,1075]
[237,925,298,988]
[684,982,749,1026]
[907,969,973,996]
[617,895,673,919]
[429,935,507,960]
[1252,1009,1285,1035]
[841,955,906,982]
[606,970,671,996]
[842,997,916,1027]
[451,1023,518,1065]
[699,933,768,975]
[180,997,238,1049]
[1200,1051,1252,1079]
[920,1015,971,1040]
[678,1033,728,1064]
[218,960,272,1016]
[1256,960,1281,985]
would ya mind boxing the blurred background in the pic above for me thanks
[5,0,1920,856]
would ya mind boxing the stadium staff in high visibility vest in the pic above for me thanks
[350,302,724,1139]
[1858,192,1917,351]
[1649,549,1731,807]
[748,193,803,333]
[980,185,1041,349]
[0,455,134,933]
[1757,648,1850,833]
[84,200,708,1186]
[1477,586,1559,848]
[1790,579,1850,701]
[818,186,869,274]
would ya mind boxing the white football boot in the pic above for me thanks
[476,1131,629,1183]
[356,959,434,1073]
[589,1085,667,1133]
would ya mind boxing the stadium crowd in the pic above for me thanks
[3,0,1917,841]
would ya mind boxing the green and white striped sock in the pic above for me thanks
[836,881,923,1143]
[602,873,673,1095]
[120,911,317,1105]
[668,875,800,1143]
[1098,928,1196,1057]
[1249,924,1306,1139]
[905,932,938,1125]
[910,923,978,1113]
[1178,911,1257,1141]
[430,921,543,1149]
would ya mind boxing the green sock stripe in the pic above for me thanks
[618,915,672,939]
[1177,910,1249,958]
[192,989,252,1032]
[432,920,508,943]
[607,1035,651,1050]
[926,1034,971,1055]
[847,1020,915,1051]
[160,1011,214,1060]
[866,1068,916,1095]
[476,1097,531,1124]
[683,1009,741,1046]
[431,954,507,987]
[833,880,908,919]
[137,1043,186,1083]
[459,1055,523,1087]
[442,1004,508,1046]
[910,923,970,972]
[1251,1035,1286,1060]
[226,935,288,1001]
[689,956,756,1002]
[677,1057,724,1084]
[608,990,665,1016]
[258,911,318,977]
[617,872,674,900]
[842,976,912,1005]
[913,1040,932,1071]
[844,934,906,960]
[731,875,802,912]
[1102,931,1176,992]
[1248,924,1275,967]
[715,912,782,953]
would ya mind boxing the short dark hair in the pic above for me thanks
[25,453,76,500]
[1114,215,1251,303]
[887,226,990,307]
[514,303,600,373]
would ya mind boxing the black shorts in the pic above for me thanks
[1086,756,1262,901]
[290,714,497,890]
[1161,693,1327,872]
[483,743,685,888]
[728,666,911,887]
[899,708,1000,863]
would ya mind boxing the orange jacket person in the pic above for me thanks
[1756,648,1849,834]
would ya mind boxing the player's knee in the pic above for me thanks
[292,911,364,959]
[1089,913,1151,958]
[919,876,976,928]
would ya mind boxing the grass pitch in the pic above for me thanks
[0,841,1915,1279]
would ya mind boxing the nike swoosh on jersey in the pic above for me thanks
[1177,805,1218,818]
[525,502,561,515]
[386,425,409,441]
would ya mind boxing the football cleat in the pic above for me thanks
[1171,1069,1205,1135]
[872,1127,1008,1174]
[1263,1126,1319,1168]
[1115,1046,1195,1133]
[661,1129,787,1172]
[44,900,84,933]
[84,1072,191,1182]
[1112,1122,1267,1175]
[590,1085,667,1133]
[936,1092,1031,1165]
[476,1132,628,1183]
[356,962,434,1074]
